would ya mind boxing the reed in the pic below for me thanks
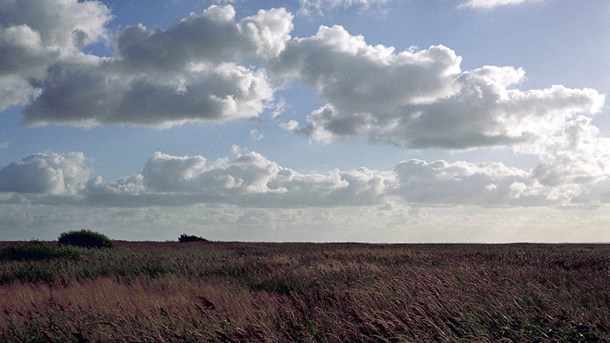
[0,242,608,342]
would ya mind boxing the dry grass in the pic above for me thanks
[0,242,608,342]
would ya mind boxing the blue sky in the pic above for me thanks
[1,0,609,242]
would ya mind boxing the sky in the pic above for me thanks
[1,0,610,242]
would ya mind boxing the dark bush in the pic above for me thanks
[58,230,113,248]
[0,240,84,261]
[178,234,209,243]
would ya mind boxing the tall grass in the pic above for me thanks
[0,242,608,342]
[0,240,84,261]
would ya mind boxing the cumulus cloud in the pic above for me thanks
[0,0,111,53]
[116,5,293,69]
[459,0,541,10]
[392,159,589,206]
[271,25,461,106]
[0,0,111,111]
[0,75,41,111]
[4,4,292,127]
[0,152,90,195]
[272,25,605,150]
[525,116,610,187]
[85,150,393,208]
[23,59,273,127]
[0,24,56,77]
[299,0,388,16]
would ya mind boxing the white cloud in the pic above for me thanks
[298,0,388,16]
[0,141,9,149]
[270,97,287,118]
[250,128,264,140]
[279,119,300,132]
[272,25,605,150]
[0,0,111,111]
[0,152,90,195]
[459,0,541,10]
[241,7,294,60]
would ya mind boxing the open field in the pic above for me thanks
[0,241,609,342]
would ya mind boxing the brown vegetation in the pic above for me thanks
[0,242,608,342]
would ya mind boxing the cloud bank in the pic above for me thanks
[85,150,392,207]
[1,148,608,208]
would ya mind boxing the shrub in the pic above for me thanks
[58,230,113,248]
[178,234,209,243]
[0,240,84,261]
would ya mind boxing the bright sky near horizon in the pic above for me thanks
[1,0,610,242]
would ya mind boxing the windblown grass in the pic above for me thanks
[0,241,85,262]
[0,242,608,342]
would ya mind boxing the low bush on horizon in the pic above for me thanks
[0,242,608,341]
[178,233,209,243]
[58,229,113,248]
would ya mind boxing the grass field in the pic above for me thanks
[0,241,608,342]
